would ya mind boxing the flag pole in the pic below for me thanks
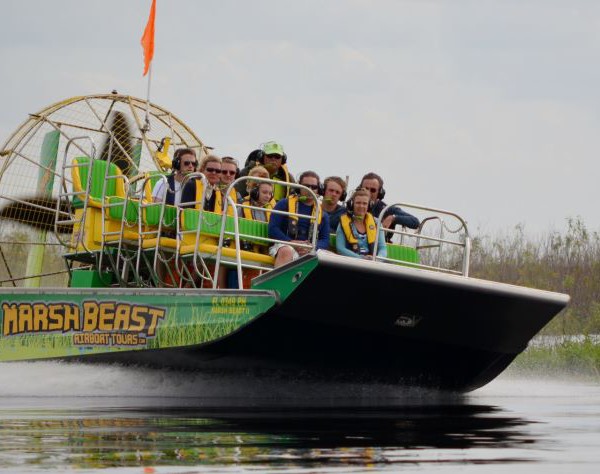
[143,63,152,132]
[141,0,156,132]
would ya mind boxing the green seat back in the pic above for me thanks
[72,157,124,208]
[181,210,269,245]
[144,203,178,228]
[106,196,139,224]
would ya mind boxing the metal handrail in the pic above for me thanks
[373,202,471,276]
[54,136,96,251]
[215,177,323,289]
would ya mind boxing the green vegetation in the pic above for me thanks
[470,217,600,335]
[509,336,600,380]
[470,217,600,376]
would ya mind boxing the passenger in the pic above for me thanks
[219,156,242,205]
[245,165,270,195]
[241,182,275,222]
[336,188,387,260]
[321,176,347,232]
[197,155,231,214]
[360,172,419,241]
[152,148,198,207]
[235,141,294,200]
[268,171,330,268]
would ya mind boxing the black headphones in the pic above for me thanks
[172,148,197,171]
[257,141,287,165]
[323,177,347,201]
[171,148,183,170]
[249,183,273,203]
[298,171,324,196]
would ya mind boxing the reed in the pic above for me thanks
[470,217,600,335]
[510,336,600,379]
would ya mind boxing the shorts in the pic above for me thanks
[268,242,300,261]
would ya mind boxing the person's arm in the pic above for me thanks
[392,207,420,229]
[376,229,388,257]
[268,199,292,242]
[152,180,165,203]
[316,212,330,250]
[336,224,359,258]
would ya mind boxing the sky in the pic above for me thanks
[1,0,599,235]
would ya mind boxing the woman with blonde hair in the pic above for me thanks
[336,188,387,260]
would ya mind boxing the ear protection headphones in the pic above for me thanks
[257,141,288,165]
[324,177,348,201]
[250,183,273,203]
[298,171,324,196]
[171,148,183,170]
[171,148,198,171]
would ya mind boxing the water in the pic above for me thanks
[0,362,598,473]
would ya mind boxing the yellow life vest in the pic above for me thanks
[242,197,275,222]
[195,181,234,216]
[339,212,377,255]
[271,164,292,201]
[287,194,322,240]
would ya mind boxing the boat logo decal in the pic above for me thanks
[394,313,422,328]
[1,300,166,347]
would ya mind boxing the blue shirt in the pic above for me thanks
[268,198,330,250]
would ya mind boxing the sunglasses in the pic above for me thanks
[364,187,379,194]
[182,160,197,166]
[303,183,320,191]
[221,170,237,176]
[204,167,221,174]
[264,154,282,160]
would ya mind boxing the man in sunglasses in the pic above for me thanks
[219,156,241,205]
[268,171,330,268]
[152,148,199,206]
[360,172,419,241]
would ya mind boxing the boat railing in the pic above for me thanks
[54,136,96,251]
[215,177,322,289]
[374,202,471,276]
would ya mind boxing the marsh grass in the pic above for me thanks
[470,217,600,335]
[510,336,600,379]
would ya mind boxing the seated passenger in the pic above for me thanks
[219,156,242,204]
[245,165,270,196]
[336,188,387,260]
[268,171,330,268]
[360,172,419,241]
[321,176,347,232]
[241,182,275,222]
[197,155,232,215]
[152,148,198,207]
[235,141,294,201]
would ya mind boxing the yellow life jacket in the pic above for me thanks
[339,212,377,255]
[242,197,275,222]
[287,194,322,240]
[195,181,234,216]
[271,164,292,201]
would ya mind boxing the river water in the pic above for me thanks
[0,362,598,473]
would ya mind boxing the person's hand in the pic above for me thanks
[291,240,311,255]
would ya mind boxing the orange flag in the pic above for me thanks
[141,0,156,76]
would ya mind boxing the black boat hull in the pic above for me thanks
[81,253,569,392]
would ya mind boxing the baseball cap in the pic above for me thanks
[262,141,284,156]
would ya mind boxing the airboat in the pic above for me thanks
[0,93,569,391]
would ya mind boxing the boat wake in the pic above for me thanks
[0,361,461,407]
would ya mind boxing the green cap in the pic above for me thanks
[262,141,284,156]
